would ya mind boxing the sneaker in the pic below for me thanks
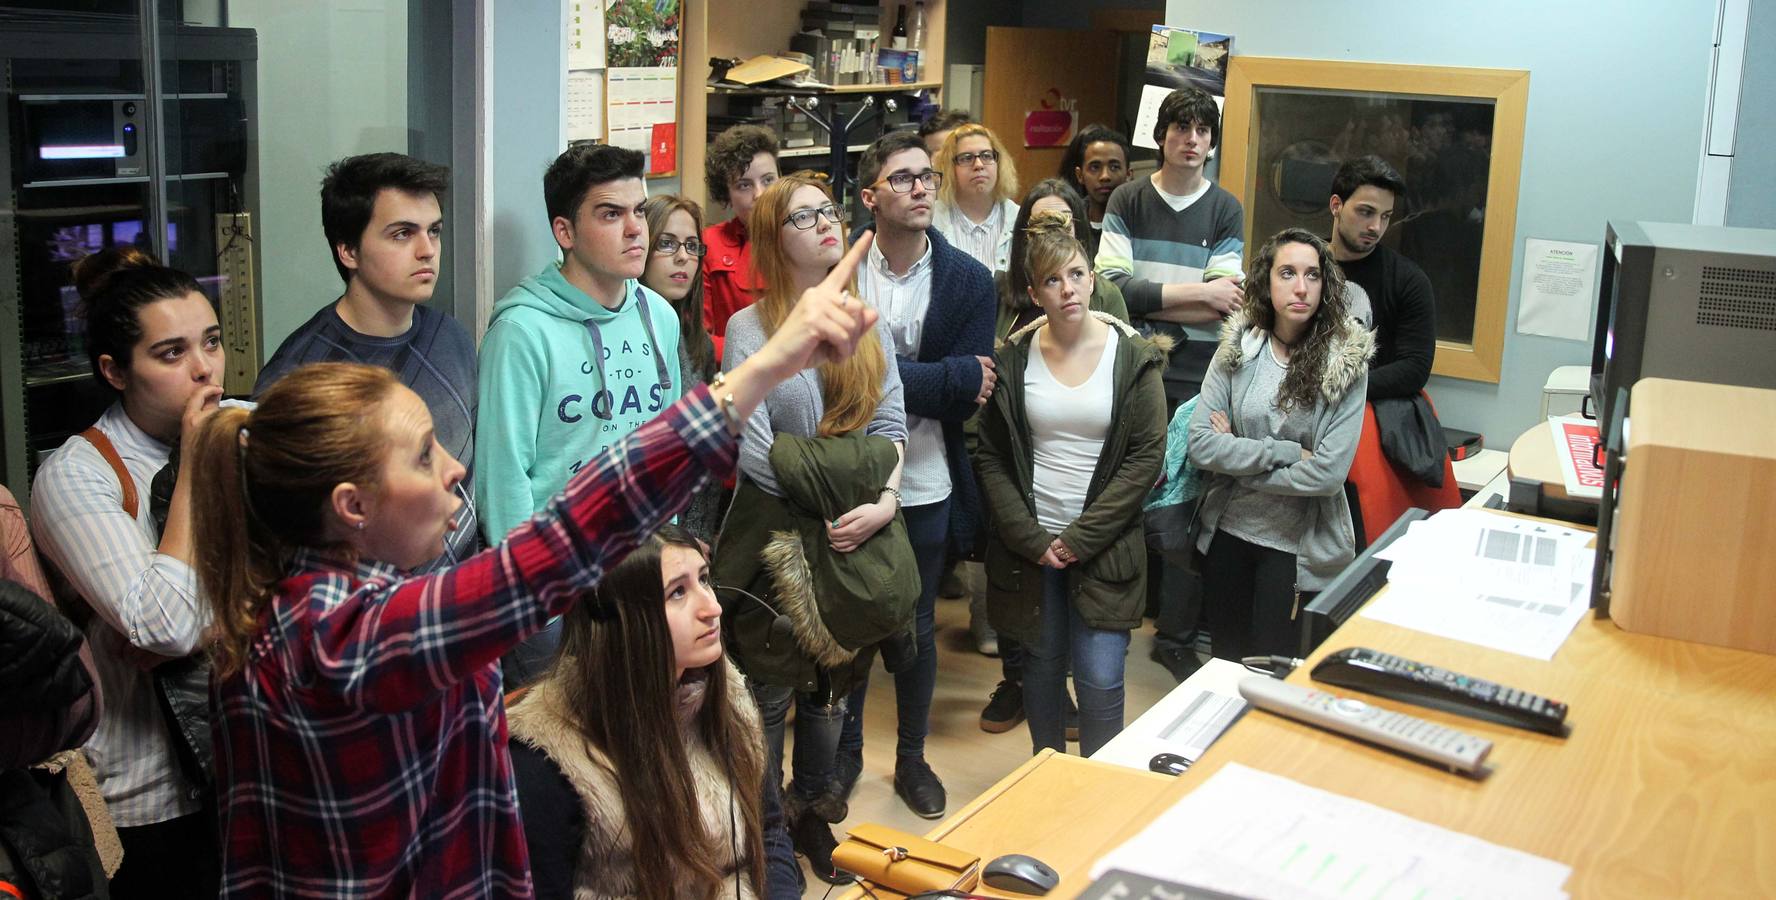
[979,680,1025,733]
[940,563,968,598]
[1150,644,1204,684]
[789,808,847,884]
[1064,687,1080,742]
[893,757,947,819]
[833,747,864,801]
[969,597,999,657]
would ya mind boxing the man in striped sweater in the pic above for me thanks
[1097,86,1245,683]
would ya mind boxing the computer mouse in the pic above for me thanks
[982,853,1059,896]
[1148,752,1190,776]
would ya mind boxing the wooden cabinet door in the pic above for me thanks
[983,27,1121,199]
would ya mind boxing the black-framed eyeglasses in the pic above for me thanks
[652,236,707,257]
[953,150,999,167]
[876,170,942,193]
[782,203,844,231]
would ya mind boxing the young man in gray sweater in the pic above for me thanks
[1097,86,1246,683]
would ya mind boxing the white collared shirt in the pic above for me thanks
[932,198,1019,274]
[856,235,952,505]
[30,402,209,826]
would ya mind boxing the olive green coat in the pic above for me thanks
[974,312,1168,643]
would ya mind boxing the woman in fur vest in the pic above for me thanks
[508,524,800,899]
[1187,228,1375,662]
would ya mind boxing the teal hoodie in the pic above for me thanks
[476,263,683,543]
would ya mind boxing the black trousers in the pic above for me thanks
[110,808,219,899]
[1201,530,1313,661]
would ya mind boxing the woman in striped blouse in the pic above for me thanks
[30,246,226,897]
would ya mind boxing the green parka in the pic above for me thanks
[974,312,1169,643]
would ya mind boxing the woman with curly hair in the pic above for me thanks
[1186,228,1374,662]
[704,124,782,349]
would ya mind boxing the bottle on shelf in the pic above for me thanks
[891,4,909,51]
[911,0,925,51]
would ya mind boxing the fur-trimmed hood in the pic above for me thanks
[1211,306,1375,405]
[1004,309,1176,358]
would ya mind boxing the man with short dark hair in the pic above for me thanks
[256,152,480,571]
[475,144,683,685]
[834,130,995,820]
[1097,87,1245,683]
[918,108,975,158]
[1328,154,1436,399]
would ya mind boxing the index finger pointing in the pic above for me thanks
[820,230,873,292]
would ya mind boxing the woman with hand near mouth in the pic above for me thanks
[932,123,1021,273]
[975,211,1167,757]
[508,524,800,899]
[1186,228,1373,663]
[642,194,726,543]
[184,220,884,897]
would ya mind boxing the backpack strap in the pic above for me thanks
[78,427,137,520]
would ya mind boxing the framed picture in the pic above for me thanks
[1221,57,1530,383]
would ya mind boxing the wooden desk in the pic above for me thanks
[849,596,1776,897]
[838,750,1176,899]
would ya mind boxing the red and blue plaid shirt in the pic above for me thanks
[212,387,736,898]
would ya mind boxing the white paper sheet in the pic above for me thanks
[1364,510,1594,660]
[1091,764,1572,899]
[568,1,606,70]
[1516,238,1599,341]
[566,70,605,142]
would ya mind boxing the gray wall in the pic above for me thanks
[227,0,409,357]
[1163,0,1719,446]
[1727,0,1776,229]
[488,0,566,302]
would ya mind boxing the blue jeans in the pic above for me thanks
[1026,567,1130,757]
[752,682,846,803]
[840,498,949,762]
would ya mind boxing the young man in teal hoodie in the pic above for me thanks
[477,144,683,682]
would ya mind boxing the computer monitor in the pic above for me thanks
[1588,221,1776,431]
[1296,507,1429,657]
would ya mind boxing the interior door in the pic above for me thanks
[983,27,1121,198]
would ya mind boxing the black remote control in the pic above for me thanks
[1311,647,1569,737]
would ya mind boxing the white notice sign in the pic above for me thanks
[1516,238,1599,341]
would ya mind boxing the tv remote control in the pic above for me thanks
[1239,677,1492,775]
[1312,647,1569,736]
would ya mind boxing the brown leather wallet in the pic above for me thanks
[831,823,981,894]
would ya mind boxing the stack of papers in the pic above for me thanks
[1363,509,1594,660]
[1091,764,1573,899]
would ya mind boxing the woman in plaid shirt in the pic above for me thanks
[186,236,878,898]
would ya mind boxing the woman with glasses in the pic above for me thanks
[715,175,908,883]
[932,123,1022,273]
[642,194,726,544]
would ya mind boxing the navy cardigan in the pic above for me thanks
[891,227,996,554]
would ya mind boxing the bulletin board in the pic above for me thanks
[566,0,682,178]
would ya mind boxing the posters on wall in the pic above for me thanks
[604,0,680,174]
[1132,25,1233,150]
[1516,238,1600,341]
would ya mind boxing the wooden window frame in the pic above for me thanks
[1221,56,1530,383]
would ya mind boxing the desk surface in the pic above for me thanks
[850,589,1776,897]
[1090,613,1776,898]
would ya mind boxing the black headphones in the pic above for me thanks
[714,583,797,652]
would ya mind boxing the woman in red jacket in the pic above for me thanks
[703,124,781,355]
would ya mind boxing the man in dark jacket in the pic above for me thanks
[834,130,997,820]
[1327,155,1436,400]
